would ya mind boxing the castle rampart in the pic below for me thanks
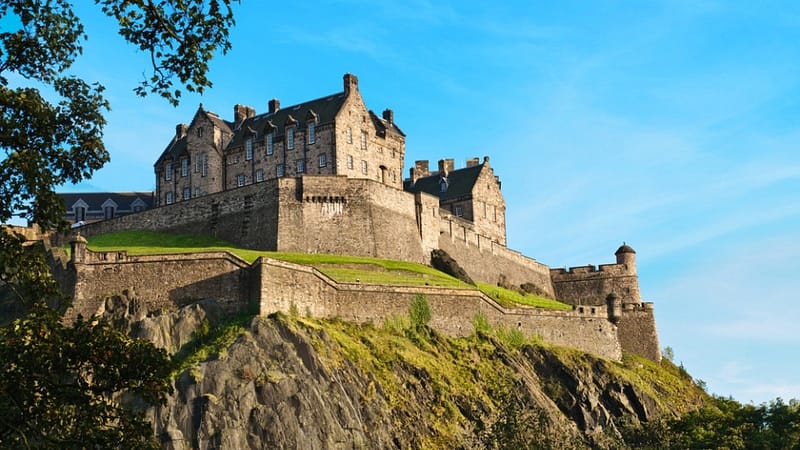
[435,211,556,297]
[64,243,255,322]
[550,262,641,306]
[256,258,621,360]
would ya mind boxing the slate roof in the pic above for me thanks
[155,135,188,166]
[58,192,155,212]
[228,93,348,149]
[615,243,636,255]
[405,164,484,201]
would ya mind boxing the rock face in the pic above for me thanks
[136,303,705,449]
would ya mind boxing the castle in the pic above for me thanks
[52,74,660,362]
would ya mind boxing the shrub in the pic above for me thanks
[409,294,432,329]
[473,312,491,336]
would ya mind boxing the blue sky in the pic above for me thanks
[9,1,800,403]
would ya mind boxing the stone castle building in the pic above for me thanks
[54,73,660,361]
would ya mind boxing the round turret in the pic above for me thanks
[615,242,636,272]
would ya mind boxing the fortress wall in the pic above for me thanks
[67,250,253,322]
[617,304,661,361]
[436,214,555,297]
[550,264,641,306]
[258,259,621,360]
[275,176,427,263]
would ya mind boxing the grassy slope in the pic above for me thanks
[84,231,573,309]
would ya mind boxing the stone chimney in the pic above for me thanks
[268,98,280,114]
[438,158,454,176]
[343,73,359,96]
[234,104,255,128]
[382,108,394,124]
[409,160,430,184]
[175,123,188,139]
[466,157,480,168]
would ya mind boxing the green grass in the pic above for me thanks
[83,230,573,309]
[83,230,467,288]
[476,282,573,311]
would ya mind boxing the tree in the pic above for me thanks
[0,0,237,446]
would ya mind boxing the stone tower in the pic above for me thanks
[615,242,636,274]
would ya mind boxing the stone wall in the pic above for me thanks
[617,303,661,361]
[551,264,642,306]
[65,248,254,322]
[256,258,621,360]
[436,213,555,297]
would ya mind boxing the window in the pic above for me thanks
[347,155,354,169]
[455,206,463,217]
[308,123,316,144]
[197,127,204,137]
[133,205,143,213]
[245,138,253,160]
[346,127,352,144]
[165,162,172,180]
[392,149,396,159]
[181,159,189,177]
[103,206,115,219]
[361,160,368,175]
[493,205,497,222]
[266,133,273,155]
[296,159,305,173]
[195,156,200,173]
[276,164,285,177]
[319,153,327,168]
[482,202,487,218]
[256,168,264,182]
[166,191,174,204]
[287,128,295,150]
[237,174,245,187]
[183,187,191,200]
[201,154,208,177]
[74,206,86,222]
[360,131,367,149]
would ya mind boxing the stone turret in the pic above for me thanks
[615,242,636,273]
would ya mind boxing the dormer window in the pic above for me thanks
[308,123,316,144]
[439,177,448,192]
[287,128,295,150]
[245,138,253,160]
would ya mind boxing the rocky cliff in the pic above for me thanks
[102,297,706,449]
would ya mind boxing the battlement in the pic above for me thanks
[550,263,632,278]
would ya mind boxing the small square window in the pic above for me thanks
[287,128,295,150]
[319,153,327,168]
[296,159,305,173]
[166,192,174,204]
[277,164,285,177]
[455,206,463,217]
[237,174,245,187]
[183,187,191,200]
[256,169,264,182]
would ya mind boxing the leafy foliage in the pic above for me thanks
[624,396,800,449]
[409,294,432,330]
[0,304,172,448]
[0,1,236,446]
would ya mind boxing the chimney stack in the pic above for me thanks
[269,98,280,114]
[234,104,255,127]
[466,157,480,167]
[175,123,188,139]
[382,108,394,124]
[343,73,359,96]
[410,160,430,184]
[438,158,454,176]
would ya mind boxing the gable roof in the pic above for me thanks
[155,135,188,166]
[405,164,485,200]
[227,92,348,149]
[58,192,155,212]
[369,110,405,137]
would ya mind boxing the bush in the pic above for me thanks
[409,294,432,329]
[473,312,491,336]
